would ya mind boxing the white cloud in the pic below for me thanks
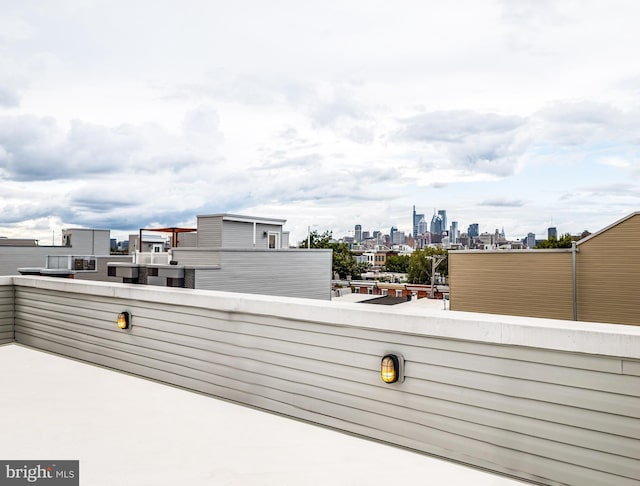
[599,157,633,169]
[2,0,640,243]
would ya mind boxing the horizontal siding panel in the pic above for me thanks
[16,291,634,396]
[15,289,640,421]
[210,250,331,300]
[577,216,640,326]
[169,249,222,265]
[624,360,640,377]
[0,332,13,343]
[450,252,574,320]
[221,220,254,248]
[0,284,13,344]
[11,286,624,374]
[136,299,626,374]
[195,216,222,247]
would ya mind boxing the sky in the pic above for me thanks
[1,0,640,245]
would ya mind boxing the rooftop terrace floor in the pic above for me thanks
[0,344,524,485]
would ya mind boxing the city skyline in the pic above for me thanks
[1,1,640,244]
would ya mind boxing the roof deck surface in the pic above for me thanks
[0,344,523,485]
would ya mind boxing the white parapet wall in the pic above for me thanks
[6,276,640,485]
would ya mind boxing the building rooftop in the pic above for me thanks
[0,344,523,485]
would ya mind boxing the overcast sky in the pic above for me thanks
[1,0,640,244]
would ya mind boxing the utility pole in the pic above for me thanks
[429,254,447,298]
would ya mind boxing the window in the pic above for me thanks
[396,290,402,297]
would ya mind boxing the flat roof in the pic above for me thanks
[197,213,287,225]
[0,344,523,485]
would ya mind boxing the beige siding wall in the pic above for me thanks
[577,215,640,325]
[449,214,640,326]
[450,251,574,319]
[10,277,640,486]
[0,279,13,344]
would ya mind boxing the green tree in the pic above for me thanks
[299,230,333,249]
[385,254,410,273]
[299,230,366,279]
[535,233,573,249]
[408,247,448,284]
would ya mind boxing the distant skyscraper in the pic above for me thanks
[450,221,458,244]
[548,227,557,239]
[417,216,428,235]
[438,210,447,233]
[390,226,397,245]
[468,223,479,238]
[355,224,362,242]
[412,205,425,239]
[392,231,405,245]
[526,232,536,248]
[430,211,444,235]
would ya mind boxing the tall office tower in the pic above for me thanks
[390,226,397,245]
[450,221,458,244]
[417,216,428,235]
[355,224,362,242]
[372,230,382,244]
[362,231,370,240]
[468,223,479,238]
[438,210,447,233]
[412,205,425,239]
[548,227,557,239]
[526,232,536,248]
[430,212,444,235]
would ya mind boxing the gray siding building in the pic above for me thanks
[1,229,114,277]
[111,214,331,300]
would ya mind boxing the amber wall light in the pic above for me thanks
[381,353,404,383]
[117,312,131,330]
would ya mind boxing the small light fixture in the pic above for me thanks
[381,353,404,383]
[117,312,130,330]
